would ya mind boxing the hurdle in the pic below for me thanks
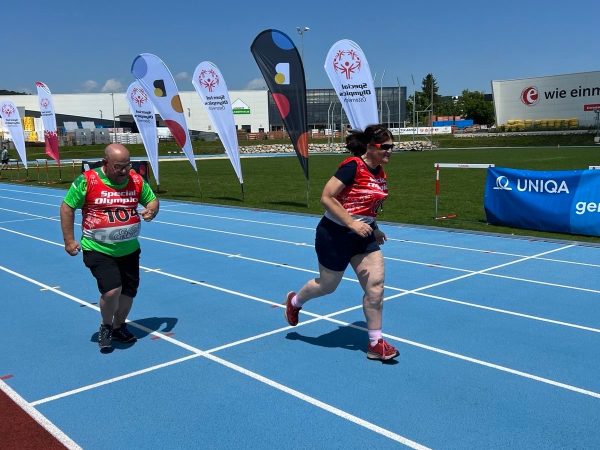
[434,163,495,219]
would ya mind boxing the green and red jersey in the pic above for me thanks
[63,168,156,257]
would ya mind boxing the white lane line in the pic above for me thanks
[2,262,600,403]
[0,266,428,449]
[30,354,202,406]
[0,379,82,450]
[1,222,598,336]
[0,199,600,270]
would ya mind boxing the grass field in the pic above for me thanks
[1,137,599,244]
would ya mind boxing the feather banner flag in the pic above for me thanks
[131,53,196,171]
[251,29,308,180]
[0,100,27,168]
[126,81,160,185]
[192,61,243,185]
[324,39,378,131]
[35,81,60,164]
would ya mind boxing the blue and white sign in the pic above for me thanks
[484,167,600,236]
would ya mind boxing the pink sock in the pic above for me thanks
[368,329,382,345]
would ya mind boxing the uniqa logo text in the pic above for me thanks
[516,179,569,194]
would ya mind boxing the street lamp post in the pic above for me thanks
[111,93,116,141]
[296,26,310,62]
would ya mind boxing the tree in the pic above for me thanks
[458,90,495,126]
[406,74,441,126]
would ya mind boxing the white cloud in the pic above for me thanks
[81,80,98,92]
[245,77,267,90]
[175,71,190,81]
[101,79,123,93]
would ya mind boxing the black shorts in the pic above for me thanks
[315,216,380,272]
[83,248,141,297]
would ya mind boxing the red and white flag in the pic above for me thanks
[35,81,60,164]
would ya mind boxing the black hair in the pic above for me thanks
[345,124,393,156]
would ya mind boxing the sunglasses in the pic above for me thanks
[371,143,394,151]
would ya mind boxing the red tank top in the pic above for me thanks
[335,156,388,217]
[81,169,143,243]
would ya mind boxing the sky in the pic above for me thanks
[2,0,598,96]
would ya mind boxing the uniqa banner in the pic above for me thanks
[324,39,379,132]
[0,100,27,168]
[484,166,600,237]
[192,61,243,184]
[131,53,196,171]
[125,81,159,184]
[251,29,308,180]
[35,81,60,164]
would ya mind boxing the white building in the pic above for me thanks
[492,71,600,127]
[0,89,269,135]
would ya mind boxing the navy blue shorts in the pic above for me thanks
[83,248,141,298]
[315,216,380,272]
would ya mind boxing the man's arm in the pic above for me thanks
[60,202,81,256]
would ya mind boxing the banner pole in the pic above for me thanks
[45,160,50,183]
[195,171,202,200]
[240,182,244,201]
[305,178,310,207]
[434,163,440,219]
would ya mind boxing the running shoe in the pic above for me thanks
[98,324,112,350]
[284,291,301,326]
[367,338,399,361]
[112,323,137,343]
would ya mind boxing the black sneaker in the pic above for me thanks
[112,324,137,343]
[98,324,112,350]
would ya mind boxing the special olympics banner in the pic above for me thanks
[484,167,600,236]
[131,53,196,171]
[324,39,378,132]
[126,81,159,184]
[251,29,308,180]
[0,100,27,168]
[35,81,60,163]
[192,61,243,184]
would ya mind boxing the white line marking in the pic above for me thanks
[0,379,82,449]
[0,266,428,449]
[2,262,600,404]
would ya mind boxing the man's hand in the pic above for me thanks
[64,240,81,256]
[140,208,156,222]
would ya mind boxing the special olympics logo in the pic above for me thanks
[1,104,15,117]
[40,98,50,109]
[332,49,362,80]
[130,87,148,107]
[520,86,539,106]
[493,176,512,190]
[199,69,219,92]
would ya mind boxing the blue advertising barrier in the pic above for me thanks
[484,167,600,237]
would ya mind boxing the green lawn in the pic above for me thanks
[2,137,600,244]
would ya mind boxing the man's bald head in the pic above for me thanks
[104,144,130,161]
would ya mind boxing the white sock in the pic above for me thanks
[291,294,303,308]
[368,329,382,345]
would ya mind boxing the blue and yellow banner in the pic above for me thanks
[484,167,600,236]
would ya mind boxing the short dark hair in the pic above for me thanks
[345,124,393,156]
